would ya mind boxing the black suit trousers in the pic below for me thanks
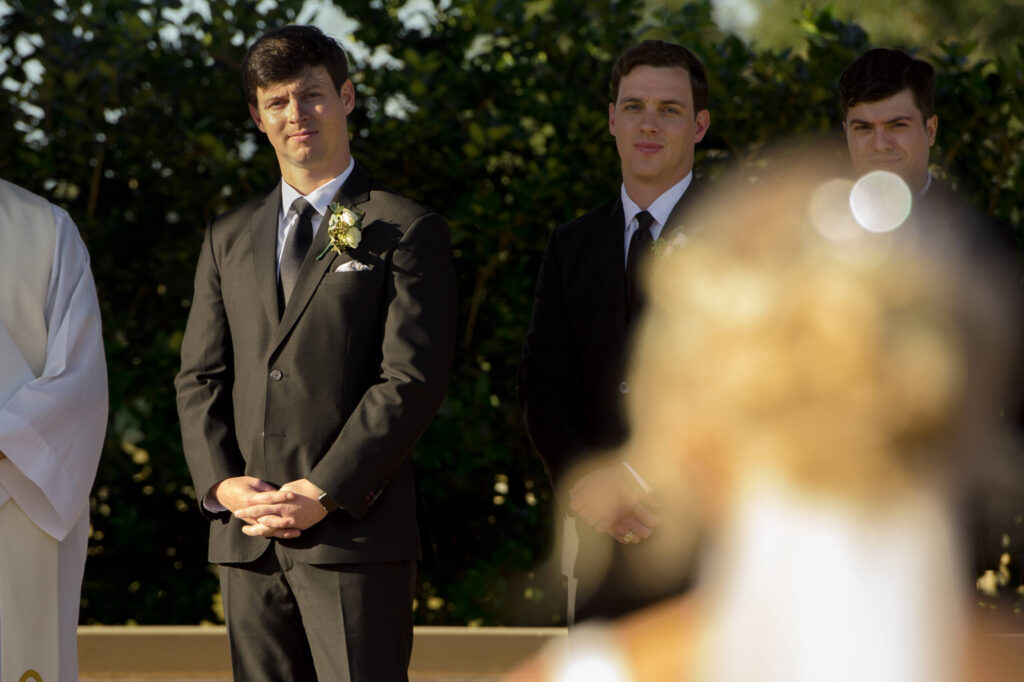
[219,543,416,682]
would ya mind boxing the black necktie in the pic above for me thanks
[279,198,315,309]
[626,210,655,321]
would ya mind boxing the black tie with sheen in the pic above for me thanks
[626,210,655,322]
[279,198,316,311]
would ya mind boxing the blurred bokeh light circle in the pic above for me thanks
[849,170,912,233]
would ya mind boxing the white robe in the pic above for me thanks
[0,179,107,682]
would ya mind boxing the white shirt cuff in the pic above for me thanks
[621,461,653,495]
[202,486,227,513]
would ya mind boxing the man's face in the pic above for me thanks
[844,89,937,192]
[249,64,355,186]
[609,65,710,197]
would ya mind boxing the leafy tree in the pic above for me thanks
[1,0,308,623]
[659,0,1024,60]
[0,0,1020,625]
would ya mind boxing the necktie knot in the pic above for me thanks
[634,210,655,243]
[292,197,316,221]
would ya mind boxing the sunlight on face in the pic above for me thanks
[609,65,709,203]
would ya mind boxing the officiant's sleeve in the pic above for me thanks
[0,208,107,541]
[516,227,588,494]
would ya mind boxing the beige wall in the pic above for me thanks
[78,626,564,676]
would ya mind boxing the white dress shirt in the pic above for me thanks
[620,172,693,269]
[276,157,356,275]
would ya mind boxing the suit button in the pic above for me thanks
[269,369,283,381]
[619,381,629,394]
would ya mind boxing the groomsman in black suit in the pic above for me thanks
[841,47,1021,582]
[517,40,710,623]
[175,25,456,681]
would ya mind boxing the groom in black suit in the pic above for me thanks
[517,40,710,623]
[175,25,456,681]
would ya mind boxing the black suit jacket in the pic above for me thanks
[517,186,703,620]
[914,180,1018,256]
[517,187,699,495]
[175,163,457,565]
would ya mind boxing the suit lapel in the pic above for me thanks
[273,163,374,348]
[251,183,283,325]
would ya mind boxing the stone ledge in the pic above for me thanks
[78,626,566,675]
[77,626,1024,676]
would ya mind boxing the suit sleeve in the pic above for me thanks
[516,228,588,495]
[309,212,457,519]
[174,221,245,515]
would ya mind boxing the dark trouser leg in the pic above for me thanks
[286,557,416,682]
[220,543,416,682]
[219,546,318,682]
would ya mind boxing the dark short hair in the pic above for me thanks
[242,25,349,106]
[839,48,935,120]
[609,40,709,114]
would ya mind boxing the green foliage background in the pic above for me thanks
[0,0,1021,625]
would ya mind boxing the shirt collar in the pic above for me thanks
[917,173,933,198]
[279,157,357,224]
[620,172,693,239]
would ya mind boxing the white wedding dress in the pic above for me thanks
[696,469,967,682]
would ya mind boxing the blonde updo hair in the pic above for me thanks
[626,156,1017,513]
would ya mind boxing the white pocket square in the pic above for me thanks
[335,261,373,273]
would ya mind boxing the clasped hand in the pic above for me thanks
[212,476,327,539]
[569,465,660,544]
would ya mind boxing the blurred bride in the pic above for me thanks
[508,154,1022,682]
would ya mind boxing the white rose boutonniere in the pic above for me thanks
[316,202,365,260]
[651,229,689,257]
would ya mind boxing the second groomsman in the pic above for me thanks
[518,39,710,623]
